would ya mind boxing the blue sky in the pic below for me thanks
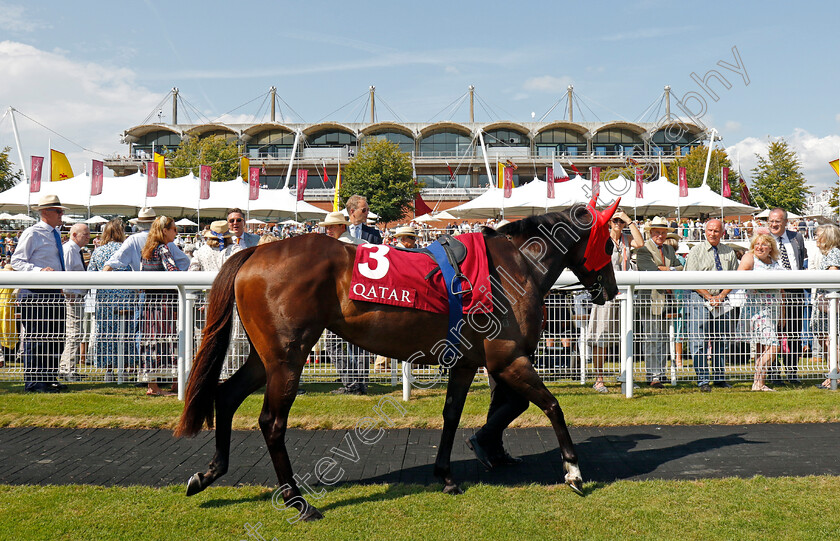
[1,0,839,192]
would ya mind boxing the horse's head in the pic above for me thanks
[563,198,620,305]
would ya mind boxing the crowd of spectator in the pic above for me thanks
[1,197,838,396]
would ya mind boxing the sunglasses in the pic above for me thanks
[228,218,243,224]
[611,218,624,224]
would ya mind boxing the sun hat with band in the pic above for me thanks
[644,216,675,233]
[203,220,231,249]
[34,194,68,210]
[318,212,350,227]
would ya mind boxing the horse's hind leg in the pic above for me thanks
[259,358,323,521]
[494,355,585,496]
[433,364,477,495]
[186,348,266,496]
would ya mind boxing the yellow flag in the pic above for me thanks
[497,161,506,189]
[830,159,839,176]
[240,156,250,180]
[50,149,74,181]
[332,163,342,212]
[154,152,166,178]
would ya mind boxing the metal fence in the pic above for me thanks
[0,271,838,399]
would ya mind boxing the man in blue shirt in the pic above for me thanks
[11,195,69,393]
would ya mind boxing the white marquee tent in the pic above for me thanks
[0,172,328,220]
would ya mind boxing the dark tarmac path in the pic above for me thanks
[2,424,838,488]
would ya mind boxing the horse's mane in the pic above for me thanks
[490,204,586,240]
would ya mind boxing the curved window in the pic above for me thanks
[364,131,415,154]
[590,129,643,156]
[247,130,296,159]
[485,128,528,147]
[198,129,237,142]
[132,130,181,157]
[418,131,472,157]
[534,129,586,157]
[651,128,702,156]
[308,130,357,146]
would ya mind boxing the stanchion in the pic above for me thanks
[402,361,411,401]
[177,285,187,401]
[185,290,198,375]
[624,286,635,398]
[828,290,839,391]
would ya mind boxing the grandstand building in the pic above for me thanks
[104,86,709,209]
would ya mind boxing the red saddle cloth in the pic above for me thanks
[349,232,492,315]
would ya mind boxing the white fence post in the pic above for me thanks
[828,290,839,391]
[177,285,187,401]
[402,361,411,401]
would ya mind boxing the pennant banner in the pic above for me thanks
[248,166,260,200]
[546,167,554,199]
[635,168,644,198]
[739,177,751,205]
[591,167,600,198]
[678,167,688,197]
[721,167,730,198]
[332,163,342,211]
[154,152,166,179]
[503,166,513,198]
[146,161,158,197]
[296,169,308,202]
[91,160,103,196]
[414,192,433,217]
[240,156,250,180]
[497,162,506,189]
[567,160,581,176]
[50,149,74,181]
[199,165,211,200]
[30,156,43,193]
[552,160,569,182]
[830,159,839,176]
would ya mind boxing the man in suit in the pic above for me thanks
[345,195,382,244]
[683,219,739,392]
[767,208,807,385]
[636,217,683,388]
[226,208,260,248]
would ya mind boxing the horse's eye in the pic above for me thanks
[605,238,614,256]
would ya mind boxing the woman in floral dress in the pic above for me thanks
[87,219,137,378]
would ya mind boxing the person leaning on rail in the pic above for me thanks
[683,219,738,393]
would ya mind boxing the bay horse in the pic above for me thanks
[176,200,619,520]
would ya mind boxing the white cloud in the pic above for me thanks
[444,65,459,75]
[724,121,741,131]
[522,75,573,93]
[0,2,49,32]
[0,40,161,173]
[726,129,840,192]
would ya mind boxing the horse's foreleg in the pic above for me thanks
[433,364,477,495]
[186,348,266,496]
[259,361,323,521]
[495,356,585,496]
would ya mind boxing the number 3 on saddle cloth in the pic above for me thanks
[349,232,493,347]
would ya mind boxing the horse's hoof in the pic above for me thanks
[300,505,324,521]
[563,461,585,497]
[186,473,205,496]
[566,477,585,497]
[442,483,464,495]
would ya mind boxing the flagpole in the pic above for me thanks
[701,128,716,188]
[8,108,30,212]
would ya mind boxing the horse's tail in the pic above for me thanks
[175,248,258,438]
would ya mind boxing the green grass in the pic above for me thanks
[2,478,838,540]
[1,381,839,430]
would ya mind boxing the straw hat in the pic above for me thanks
[644,216,675,232]
[393,226,417,238]
[319,211,349,227]
[203,220,231,239]
[34,194,68,210]
[129,207,157,225]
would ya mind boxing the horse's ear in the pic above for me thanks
[603,198,621,221]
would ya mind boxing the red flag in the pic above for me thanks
[552,160,569,182]
[146,161,158,197]
[296,170,308,201]
[546,167,555,199]
[91,159,103,196]
[568,160,581,176]
[30,156,44,193]
[445,162,455,182]
[199,165,211,200]
[721,167,731,198]
[248,166,260,200]
[591,167,600,199]
[739,177,751,205]
[678,167,688,197]
[503,166,513,198]
[635,168,644,198]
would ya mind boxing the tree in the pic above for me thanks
[0,146,22,192]
[166,136,241,182]
[338,139,417,223]
[750,138,811,213]
[666,145,735,198]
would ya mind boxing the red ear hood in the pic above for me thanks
[583,197,621,271]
